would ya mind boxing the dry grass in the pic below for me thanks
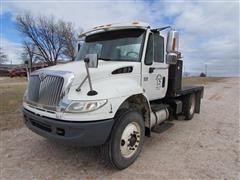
[182,77,226,86]
[0,76,226,131]
[0,77,27,131]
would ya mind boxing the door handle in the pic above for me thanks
[149,67,155,73]
[162,77,165,87]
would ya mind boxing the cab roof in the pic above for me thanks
[79,22,150,37]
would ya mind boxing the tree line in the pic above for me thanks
[17,13,79,67]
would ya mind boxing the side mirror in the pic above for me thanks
[166,53,178,64]
[75,40,83,55]
[166,30,179,53]
[77,43,81,52]
[84,54,98,68]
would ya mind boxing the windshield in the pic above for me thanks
[76,29,145,62]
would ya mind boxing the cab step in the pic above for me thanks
[152,122,174,134]
[176,115,185,120]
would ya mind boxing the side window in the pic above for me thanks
[154,33,164,63]
[79,42,102,60]
[89,43,102,55]
[145,33,153,65]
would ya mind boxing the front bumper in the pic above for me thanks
[23,108,114,146]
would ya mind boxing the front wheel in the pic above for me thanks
[101,109,145,169]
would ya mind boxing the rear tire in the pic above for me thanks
[184,93,196,120]
[100,109,145,170]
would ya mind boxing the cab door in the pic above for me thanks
[142,31,169,101]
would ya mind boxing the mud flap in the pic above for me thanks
[195,91,202,113]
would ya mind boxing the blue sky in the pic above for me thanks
[0,0,239,76]
[1,12,21,43]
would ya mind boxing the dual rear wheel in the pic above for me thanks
[184,93,196,120]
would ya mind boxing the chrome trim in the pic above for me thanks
[27,70,74,111]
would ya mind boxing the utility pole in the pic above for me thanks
[205,63,208,76]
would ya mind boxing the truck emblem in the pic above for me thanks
[37,104,43,109]
[39,73,46,81]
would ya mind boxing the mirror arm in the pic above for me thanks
[76,76,88,92]
[84,59,94,92]
[76,57,98,96]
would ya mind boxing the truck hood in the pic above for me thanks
[41,60,140,86]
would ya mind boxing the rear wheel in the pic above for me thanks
[101,109,145,169]
[184,93,196,120]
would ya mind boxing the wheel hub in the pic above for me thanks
[128,133,137,147]
[120,122,141,158]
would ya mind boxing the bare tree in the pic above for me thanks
[22,41,36,68]
[61,22,77,61]
[0,47,8,64]
[16,13,77,66]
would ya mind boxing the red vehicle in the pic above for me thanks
[8,68,27,77]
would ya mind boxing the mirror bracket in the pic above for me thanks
[76,54,98,96]
[166,52,181,65]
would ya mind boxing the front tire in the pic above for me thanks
[101,109,145,169]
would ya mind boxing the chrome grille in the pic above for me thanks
[27,75,64,108]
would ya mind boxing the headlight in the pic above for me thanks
[63,99,107,113]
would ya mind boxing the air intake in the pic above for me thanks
[112,66,133,75]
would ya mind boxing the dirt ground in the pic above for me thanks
[0,77,239,179]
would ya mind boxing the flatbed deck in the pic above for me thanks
[175,86,204,97]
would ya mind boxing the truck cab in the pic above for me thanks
[23,22,203,169]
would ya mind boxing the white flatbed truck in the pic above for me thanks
[23,22,204,169]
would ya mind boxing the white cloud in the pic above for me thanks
[0,35,23,64]
[1,0,239,76]
[2,1,151,30]
[157,1,240,76]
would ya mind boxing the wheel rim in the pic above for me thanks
[189,95,195,115]
[120,122,141,158]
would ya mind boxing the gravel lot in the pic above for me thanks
[0,77,239,179]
